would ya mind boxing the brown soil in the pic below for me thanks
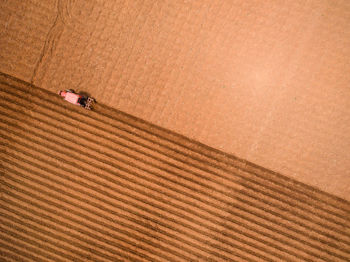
[1,0,350,200]
[1,73,350,261]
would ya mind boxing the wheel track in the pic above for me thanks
[1,72,350,261]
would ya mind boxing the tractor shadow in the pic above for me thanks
[78,91,97,104]
[78,91,91,97]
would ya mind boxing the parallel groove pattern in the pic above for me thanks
[1,116,337,260]
[1,72,350,261]
[1,93,348,258]
[1,88,348,233]
[3,80,348,218]
[1,92,347,228]
[0,108,348,260]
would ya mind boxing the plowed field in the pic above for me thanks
[2,0,350,200]
[1,72,350,261]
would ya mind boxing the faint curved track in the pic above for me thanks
[31,0,73,84]
[1,72,350,261]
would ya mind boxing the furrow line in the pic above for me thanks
[1,134,348,260]
[0,106,348,239]
[0,241,46,262]
[0,86,348,225]
[0,215,114,262]
[0,234,59,262]
[98,100,350,212]
[0,224,82,262]
[0,249,28,262]
[3,150,334,261]
[3,110,348,258]
[1,76,348,215]
[1,182,253,262]
[2,166,227,262]
[2,157,316,262]
[1,121,348,256]
[1,185,168,262]
[0,202,141,262]
[2,140,288,262]
[1,83,343,222]
[2,73,350,261]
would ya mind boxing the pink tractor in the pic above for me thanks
[58,89,95,110]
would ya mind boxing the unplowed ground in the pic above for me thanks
[1,72,350,261]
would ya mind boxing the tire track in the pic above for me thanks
[31,0,69,84]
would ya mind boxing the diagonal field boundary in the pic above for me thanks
[0,72,349,261]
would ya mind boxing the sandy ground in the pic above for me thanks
[1,0,349,200]
[1,73,350,261]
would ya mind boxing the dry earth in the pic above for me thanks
[1,0,350,200]
[1,73,350,261]
[1,0,350,261]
